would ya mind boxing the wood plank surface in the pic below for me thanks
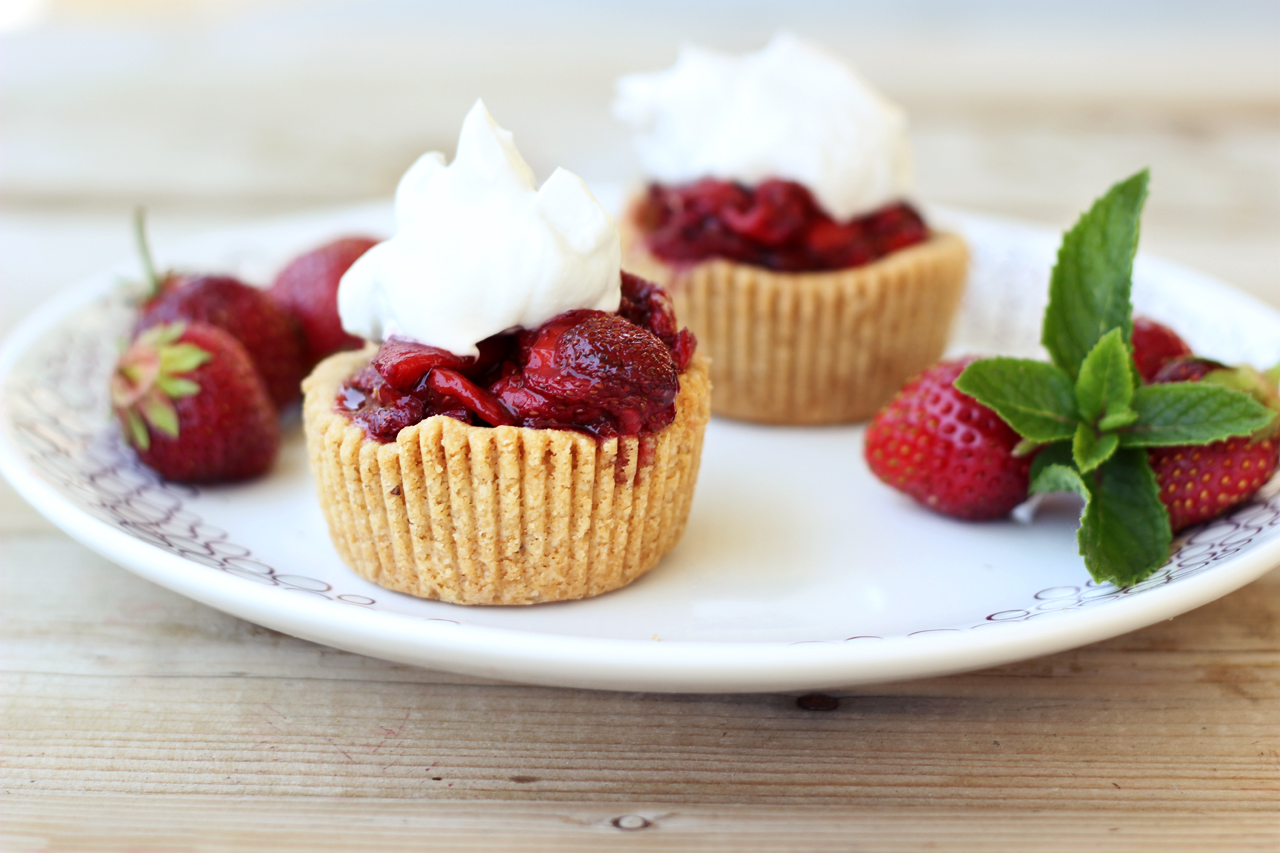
[3,517,1279,850]
[2,2,1279,850]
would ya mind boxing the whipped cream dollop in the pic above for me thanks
[614,32,912,222]
[339,100,621,356]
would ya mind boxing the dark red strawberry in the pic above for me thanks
[864,358,1032,520]
[1131,317,1193,382]
[1150,355,1227,385]
[1148,363,1280,531]
[269,236,379,367]
[111,322,280,483]
[137,275,307,410]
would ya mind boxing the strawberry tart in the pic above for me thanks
[302,101,710,606]
[614,32,968,424]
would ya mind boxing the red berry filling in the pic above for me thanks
[635,179,929,272]
[337,273,695,442]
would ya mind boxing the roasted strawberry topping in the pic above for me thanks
[636,179,928,272]
[338,274,694,442]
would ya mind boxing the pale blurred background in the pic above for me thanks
[2,0,1278,337]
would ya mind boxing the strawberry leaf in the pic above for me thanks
[954,357,1078,443]
[1075,328,1136,427]
[159,342,212,375]
[124,408,151,451]
[1042,170,1148,380]
[1119,382,1276,447]
[139,390,180,438]
[1077,449,1171,587]
[156,376,201,398]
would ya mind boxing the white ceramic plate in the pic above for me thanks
[3,203,1279,693]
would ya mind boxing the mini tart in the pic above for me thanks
[303,345,711,605]
[621,205,968,424]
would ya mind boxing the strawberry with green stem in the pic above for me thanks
[112,321,280,483]
[132,209,307,410]
[954,170,1278,586]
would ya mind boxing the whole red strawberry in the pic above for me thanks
[1131,317,1192,382]
[1150,436,1278,532]
[269,236,379,368]
[864,358,1032,520]
[130,210,307,410]
[111,322,280,483]
[138,275,307,410]
[1148,364,1280,532]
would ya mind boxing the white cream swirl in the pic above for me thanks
[339,100,621,356]
[613,32,913,221]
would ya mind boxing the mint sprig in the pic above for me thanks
[954,170,1278,587]
[1041,171,1146,380]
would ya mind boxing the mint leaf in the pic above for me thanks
[1120,382,1276,447]
[1029,441,1074,481]
[955,358,1078,442]
[1077,448,1171,586]
[1098,408,1139,432]
[1042,170,1148,379]
[1073,423,1119,473]
[1075,328,1136,428]
[1029,443,1170,586]
[1030,460,1088,500]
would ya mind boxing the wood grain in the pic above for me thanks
[5,798,1280,853]
[3,519,1279,849]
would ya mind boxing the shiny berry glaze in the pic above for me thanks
[338,273,694,442]
[636,179,928,272]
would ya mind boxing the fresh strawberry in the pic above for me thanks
[269,236,379,368]
[131,209,306,409]
[137,275,307,410]
[864,358,1032,520]
[111,322,280,483]
[1131,317,1193,382]
[1148,363,1280,531]
[1150,355,1227,384]
[1149,436,1278,532]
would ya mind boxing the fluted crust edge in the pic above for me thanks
[302,347,711,605]
[621,207,968,424]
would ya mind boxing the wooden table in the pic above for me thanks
[2,4,1278,850]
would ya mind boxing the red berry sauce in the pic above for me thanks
[337,273,696,442]
[635,179,928,272]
